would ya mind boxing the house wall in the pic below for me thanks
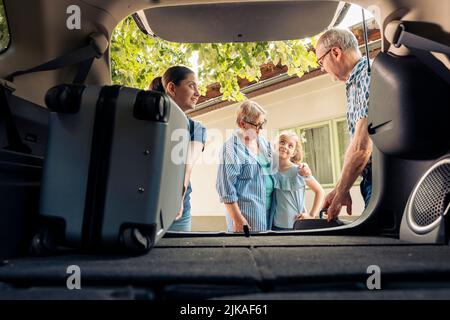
[189,74,366,231]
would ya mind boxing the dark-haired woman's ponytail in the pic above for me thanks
[150,76,164,92]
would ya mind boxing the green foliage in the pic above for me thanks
[111,17,188,90]
[0,1,10,50]
[111,16,319,101]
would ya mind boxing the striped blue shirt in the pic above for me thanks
[216,130,278,232]
[346,56,372,179]
[346,56,370,138]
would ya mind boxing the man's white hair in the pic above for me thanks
[318,28,360,52]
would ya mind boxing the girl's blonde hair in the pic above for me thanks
[279,132,303,165]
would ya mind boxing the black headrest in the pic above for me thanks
[45,84,86,114]
[369,52,450,160]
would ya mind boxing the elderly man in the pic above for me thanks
[315,28,373,221]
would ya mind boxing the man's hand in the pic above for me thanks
[323,118,371,221]
[323,189,336,211]
[323,189,352,221]
[298,163,312,177]
[233,216,251,233]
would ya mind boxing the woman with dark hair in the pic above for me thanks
[150,76,164,92]
[150,66,207,232]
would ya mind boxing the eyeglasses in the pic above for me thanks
[243,119,267,130]
[317,48,332,67]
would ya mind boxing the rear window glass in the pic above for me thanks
[110,4,380,233]
[0,0,10,52]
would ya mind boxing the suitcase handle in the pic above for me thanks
[133,90,171,123]
[45,84,86,114]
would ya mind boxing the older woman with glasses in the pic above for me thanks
[216,100,310,232]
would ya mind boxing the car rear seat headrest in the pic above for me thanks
[369,52,449,160]
[89,32,109,58]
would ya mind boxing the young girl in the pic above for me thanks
[271,132,325,230]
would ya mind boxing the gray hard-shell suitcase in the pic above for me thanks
[32,84,188,254]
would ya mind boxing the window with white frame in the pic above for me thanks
[280,117,354,188]
[336,119,350,170]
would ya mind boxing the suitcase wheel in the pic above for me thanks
[120,228,152,254]
[30,226,59,256]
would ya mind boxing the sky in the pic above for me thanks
[338,4,374,28]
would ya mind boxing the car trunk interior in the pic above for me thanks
[0,0,449,300]
[1,236,450,299]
